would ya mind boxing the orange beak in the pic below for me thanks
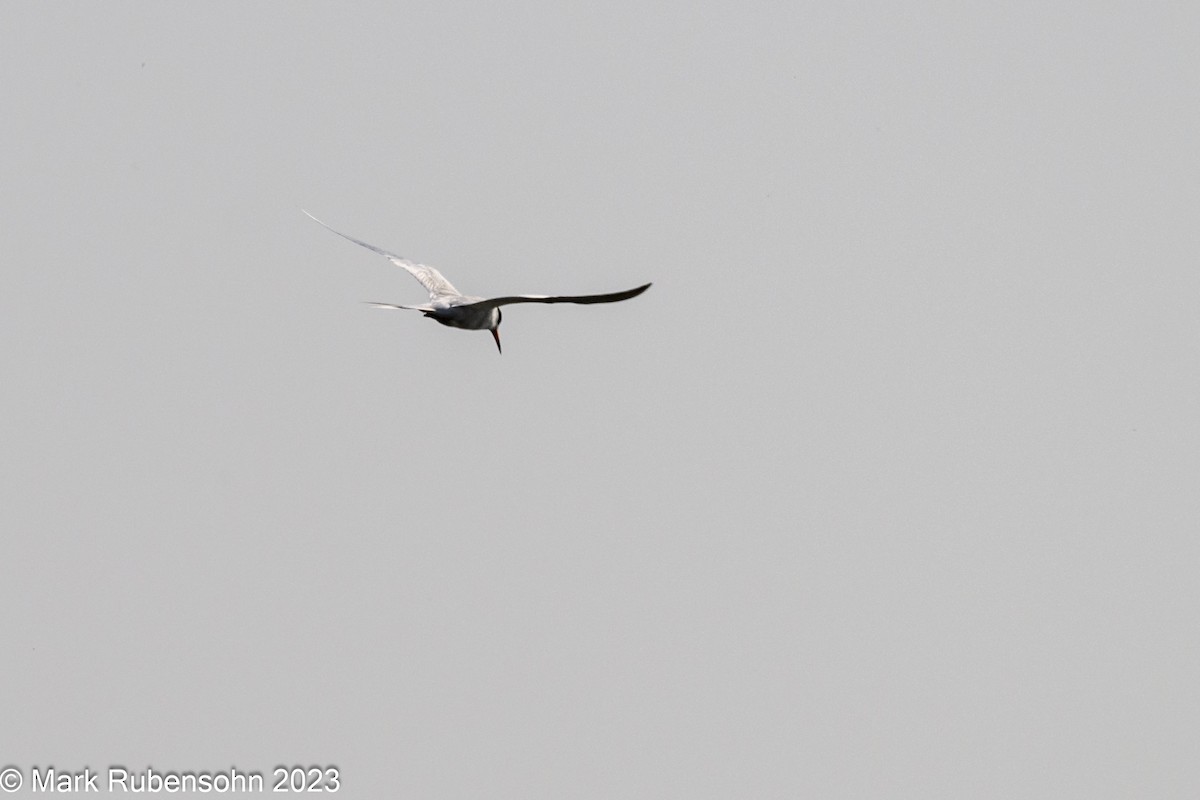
[490,327,502,354]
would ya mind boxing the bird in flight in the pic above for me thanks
[304,211,650,354]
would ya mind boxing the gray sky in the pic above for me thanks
[2,2,1198,797]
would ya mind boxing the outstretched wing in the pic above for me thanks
[304,210,462,299]
[460,283,652,311]
[363,301,435,311]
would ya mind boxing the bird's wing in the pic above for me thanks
[364,302,434,311]
[304,210,462,298]
[460,283,652,311]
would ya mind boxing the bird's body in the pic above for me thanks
[404,296,500,331]
[304,210,650,353]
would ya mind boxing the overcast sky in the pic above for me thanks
[2,2,1198,798]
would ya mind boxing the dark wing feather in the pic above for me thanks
[462,283,651,311]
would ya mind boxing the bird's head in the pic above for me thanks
[490,308,502,354]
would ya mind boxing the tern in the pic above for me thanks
[304,210,650,354]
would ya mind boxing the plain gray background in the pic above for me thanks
[2,2,1198,797]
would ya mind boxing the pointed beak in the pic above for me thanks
[490,326,502,354]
